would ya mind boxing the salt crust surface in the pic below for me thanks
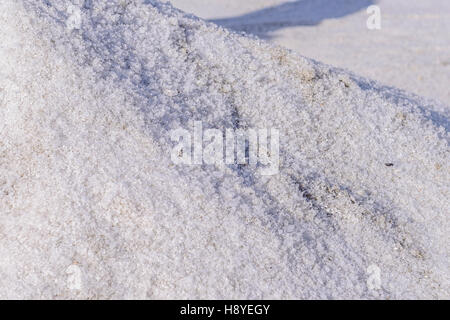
[0,0,448,299]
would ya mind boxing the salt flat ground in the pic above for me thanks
[170,0,450,108]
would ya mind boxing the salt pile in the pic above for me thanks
[0,0,448,299]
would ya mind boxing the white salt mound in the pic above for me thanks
[0,0,448,299]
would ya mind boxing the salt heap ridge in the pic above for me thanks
[0,0,448,299]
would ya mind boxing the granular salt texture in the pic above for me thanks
[0,0,448,299]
